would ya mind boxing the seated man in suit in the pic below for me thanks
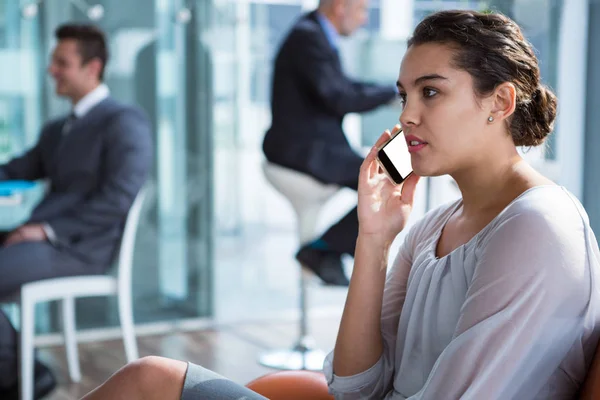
[262,0,397,286]
[0,24,152,399]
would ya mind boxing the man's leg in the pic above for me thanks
[0,312,17,389]
[0,241,90,393]
[308,146,361,255]
[296,149,362,286]
[307,146,362,192]
[320,206,359,256]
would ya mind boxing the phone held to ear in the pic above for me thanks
[376,129,413,185]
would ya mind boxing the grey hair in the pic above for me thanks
[319,0,356,7]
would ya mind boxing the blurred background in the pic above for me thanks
[0,0,596,397]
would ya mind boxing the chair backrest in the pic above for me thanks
[116,186,147,295]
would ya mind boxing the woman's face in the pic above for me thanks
[397,42,497,177]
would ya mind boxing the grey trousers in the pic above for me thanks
[0,235,94,388]
[181,363,267,400]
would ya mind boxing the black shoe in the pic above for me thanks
[0,360,57,400]
[296,245,350,286]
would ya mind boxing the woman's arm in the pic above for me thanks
[325,230,414,399]
[333,233,392,375]
[325,128,421,398]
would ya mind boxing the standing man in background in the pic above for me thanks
[0,24,152,399]
[263,0,397,286]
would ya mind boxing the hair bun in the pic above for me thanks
[513,84,557,147]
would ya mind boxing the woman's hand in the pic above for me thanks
[357,125,421,243]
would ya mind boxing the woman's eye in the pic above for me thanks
[423,88,438,98]
[398,93,407,106]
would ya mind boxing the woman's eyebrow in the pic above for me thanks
[397,74,449,89]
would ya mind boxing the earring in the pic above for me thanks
[488,116,494,122]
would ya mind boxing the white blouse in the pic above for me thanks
[324,185,600,399]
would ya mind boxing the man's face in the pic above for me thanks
[47,39,95,99]
[338,0,369,36]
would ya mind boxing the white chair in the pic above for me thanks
[0,187,147,400]
[259,161,340,371]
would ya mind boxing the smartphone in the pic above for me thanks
[376,129,413,185]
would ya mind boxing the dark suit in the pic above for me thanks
[263,11,396,255]
[0,97,152,388]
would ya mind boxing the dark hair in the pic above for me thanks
[55,24,109,81]
[407,10,557,147]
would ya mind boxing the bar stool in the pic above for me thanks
[260,161,340,371]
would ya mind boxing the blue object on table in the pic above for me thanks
[0,180,36,196]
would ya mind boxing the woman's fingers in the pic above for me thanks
[360,145,377,182]
[362,129,390,179]
[361,126,402,186]
[374,128,394,149]
[400,173,421,206]
[389,123,401,137]
[367,128,395,165]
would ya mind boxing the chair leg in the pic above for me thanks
[257,203,328,371]
[257,253,326,371]
[62,297,81,382]
[118,293,138,362]
[296,204,323,245]
[20,297,35,400]
[298,267,311,348]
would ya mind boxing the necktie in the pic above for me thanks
[61,112,77,136]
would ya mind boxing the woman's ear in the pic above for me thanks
[490,82,517,121]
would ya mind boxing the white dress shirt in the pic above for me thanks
[73,83,110,118]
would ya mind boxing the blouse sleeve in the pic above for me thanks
[324,225,418,399]
[408,209,591,399]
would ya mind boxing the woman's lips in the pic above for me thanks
[405,135,428,153]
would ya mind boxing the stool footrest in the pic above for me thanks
[259,345,327,371]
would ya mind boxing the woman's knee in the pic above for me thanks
[120,356,188,400]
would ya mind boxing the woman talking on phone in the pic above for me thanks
[326,9,600,400]
[82,9,600,400]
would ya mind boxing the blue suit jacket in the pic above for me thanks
[262,11,397,184]
[0,97,153,268]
